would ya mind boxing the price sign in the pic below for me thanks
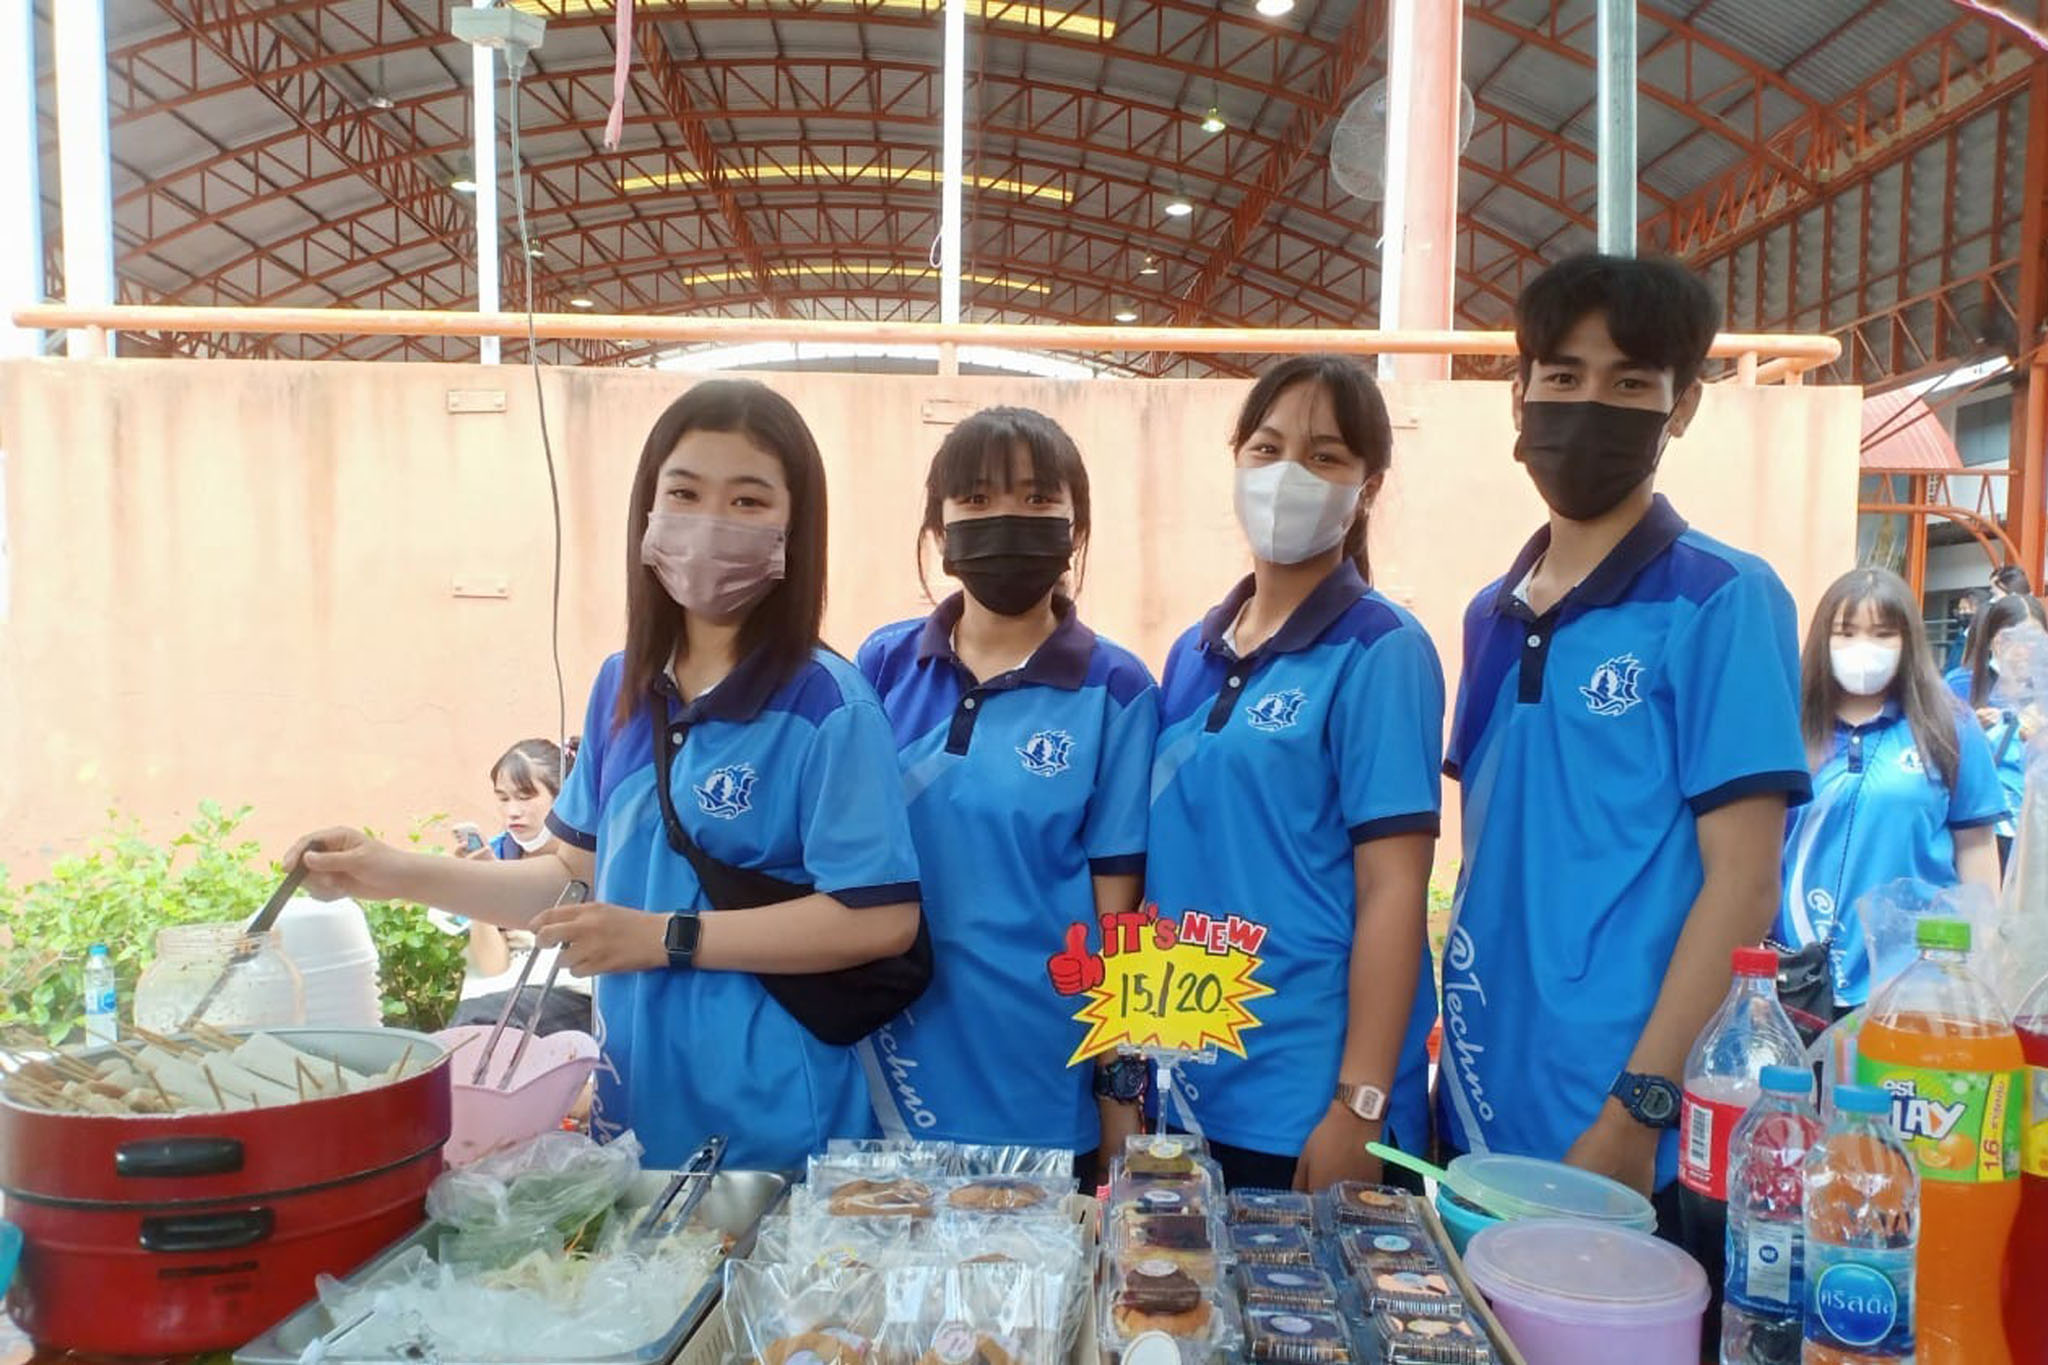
[1048,904,1273,1065]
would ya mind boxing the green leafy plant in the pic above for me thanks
[0,806,466,1043]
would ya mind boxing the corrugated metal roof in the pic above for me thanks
[1863,387,1965,472]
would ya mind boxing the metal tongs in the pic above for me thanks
[631,1135,727,1248]
[470,879,590,1088]
[181,863,308,1031]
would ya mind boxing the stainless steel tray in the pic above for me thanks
[234,1168,789,1365]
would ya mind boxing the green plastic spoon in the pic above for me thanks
[1366,1141,1506,1219]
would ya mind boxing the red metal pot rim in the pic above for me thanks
[1,1140,446,1212]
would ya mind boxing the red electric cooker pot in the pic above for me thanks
[0,1027,451,1356]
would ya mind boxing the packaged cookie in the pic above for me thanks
[944,1176,1071,1216]
[1228,1189,1314,1226]
[1334,1229,1437,1278]
[1360,1265,1465,1322]
[1225,1223,1316,1267]
[1236,1264,1339,1312]
[1359,1313,1492,1365]
[1243,1306,1352,1364]
[722,1262,886,1365]
[825,1178,938,1219]
[1321,1183,1423,1231]
[1106,1259,1215,1341]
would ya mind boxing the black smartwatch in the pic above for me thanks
[1610,1071,1682,1129]
[1093,1055,1148,1105]
[664,912,702,970]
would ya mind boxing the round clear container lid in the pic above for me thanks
[1449,1153,1656,1224]
[1463,1219,1709,1319]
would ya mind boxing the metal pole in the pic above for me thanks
[938,0,966,329]
[473,1,501,365]
[52,0,115,357]
[0,0,41,359]
[1377,0,1463,382]
[1595,0,1637,255]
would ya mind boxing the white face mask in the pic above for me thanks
[1233,461,1361,566]
[1830,639,1902,696]
[511,825,553,854]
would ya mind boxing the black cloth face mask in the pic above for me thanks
[1513,400,1673,522]
[942,515,1074,617]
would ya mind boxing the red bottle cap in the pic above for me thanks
[1733,946,1779,978]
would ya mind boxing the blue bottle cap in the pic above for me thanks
[1834,1085,1891,1116]
[87,943,108,956]
[1760,1065,1811,1096]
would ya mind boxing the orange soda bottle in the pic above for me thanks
[1856,916,2023,1365]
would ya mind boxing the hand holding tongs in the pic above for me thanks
[632,1135,727,1248]
[470,879,590,1087]
[181,863,308,1032]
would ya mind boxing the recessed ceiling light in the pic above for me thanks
[1138,256,1161,276]
[1254,0,1293,14]
[1201,107,1226,134]
[1113,308,1139,323]
[568,297,596,309]
[1164,196,1194,218]
[451,176,479,194]
[365,93,395,111]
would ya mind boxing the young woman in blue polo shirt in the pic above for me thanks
[857,407,1158,1171]
[1779,567,2003,1009]
[1147,355,1442,1192]
[1962,591,2046,867]
[289,380,922,1170]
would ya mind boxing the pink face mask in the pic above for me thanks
[640,511,788,620]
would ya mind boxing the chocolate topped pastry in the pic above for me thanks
[1123,1138,1199,1179]
[1125,1212,1213,1251]
[1226,1223,1315,1267]
[1237,1265,1339,1312]
[1227,1189,1315,1226]
[1245,1307,1351,1364]
[1369,1312,1492,1365]
[1111,1260,1212,1338]
[1327,1181,1421,1228]
[827,1177,935,1218]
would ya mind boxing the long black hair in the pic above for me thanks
[1968,592,2048,708]
[1229,354,1392,582]
[615,380,828,727]
[1799,568,1959,789]
[918,406,1091,600]
[491,739,564,798]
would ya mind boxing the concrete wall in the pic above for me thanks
[0,360,1862,876]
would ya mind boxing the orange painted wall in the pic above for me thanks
[0,360,1861,876]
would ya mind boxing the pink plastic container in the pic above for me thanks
[431,1025,599,1165]
[1462,1219,1708,1365]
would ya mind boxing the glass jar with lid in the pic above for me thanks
[133,924,305,1033]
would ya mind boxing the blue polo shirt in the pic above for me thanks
[855,595,1158,1149]
[546,647,920,1170]
[1438,497,1811,1189]
[1147,561,1443,1159]
[489,832,524,861]
[1778,704,2004,1006]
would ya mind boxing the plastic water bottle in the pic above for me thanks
[82,944,117,1046]
[1723,1065,1822,1365]
[1686,947,1808,1341]
[1803,1085,1918,1365]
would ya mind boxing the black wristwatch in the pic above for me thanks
[1094,1055,1149,1105]
[664,912,702,970]
[1610,1071,1682,1129]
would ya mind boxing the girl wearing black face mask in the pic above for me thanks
[855,407,1161,1175]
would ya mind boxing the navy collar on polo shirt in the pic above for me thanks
[1199,559,1370,660]
[654,643,786,724]
[1487,494,1690,622]
[915,591,1095,690]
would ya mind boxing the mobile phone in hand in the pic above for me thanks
[452,822,486,855]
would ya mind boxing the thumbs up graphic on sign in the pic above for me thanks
[1047,922,1105,997]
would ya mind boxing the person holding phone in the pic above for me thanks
[856,407,1158,1175]
[287,380,922,1168]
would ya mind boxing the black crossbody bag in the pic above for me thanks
[650,711,932,1046]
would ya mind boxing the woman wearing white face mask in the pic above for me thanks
[1777,567,2004,1011]
[1147,355,1444,1192]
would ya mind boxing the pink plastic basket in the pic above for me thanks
[431,1025,600,1166]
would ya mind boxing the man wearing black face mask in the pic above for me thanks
[1434,255,1811,1349]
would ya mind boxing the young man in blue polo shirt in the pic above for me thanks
[1437,255,1811,1242]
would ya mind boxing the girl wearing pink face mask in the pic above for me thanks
[288,381,923,1169]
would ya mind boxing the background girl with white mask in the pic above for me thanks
[288,380,922,1169]
[1962,590,2048,867]
[857,407,1158,1176]
[1778,567,2004,1010]
[1147,355,1443,1193]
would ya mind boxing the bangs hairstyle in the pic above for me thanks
[1800,567,1960,790]
[616,379,828,728]
[1231,354,1392,582]
[919,406,1092,599]
[1515,254,1720,394]
[1967,591,2048,708]
[491,739,564,798]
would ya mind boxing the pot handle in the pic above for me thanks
[115,1137,245,1179]
[138,1207,274,1254]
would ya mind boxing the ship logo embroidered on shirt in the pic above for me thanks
[695,763,758,819]
[1245,688,1308,732]
[1581,654,1645,717]
[1017,729,1074,777]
